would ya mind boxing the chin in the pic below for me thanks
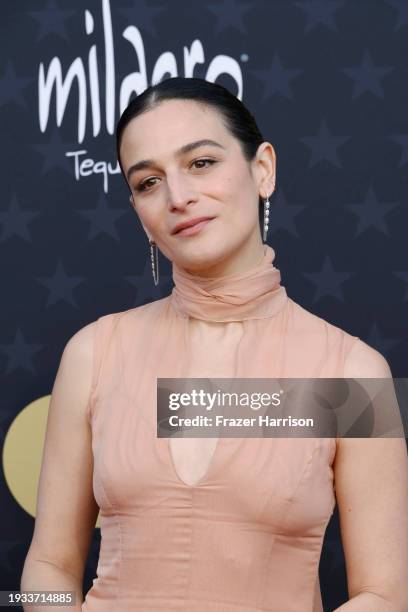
[174,242,235,274]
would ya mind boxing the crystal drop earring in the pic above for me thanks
[263,195,270,243]
[149,239,159,286]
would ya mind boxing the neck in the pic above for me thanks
[178,234,265,279]
[170,242,288,322]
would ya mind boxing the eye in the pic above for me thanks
[135,177,157,193]
[134,158,217,193]
[191,157,217,170]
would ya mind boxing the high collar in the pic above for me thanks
[169,244,288,322]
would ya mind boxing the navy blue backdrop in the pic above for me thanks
[1,1,407,610]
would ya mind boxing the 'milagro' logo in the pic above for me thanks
[38,0,244,144]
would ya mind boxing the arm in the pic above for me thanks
[332,340,408,611]
[20,322,99,611]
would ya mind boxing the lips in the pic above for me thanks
[173,217,214,237]
[172,216,215,235]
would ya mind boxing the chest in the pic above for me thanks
[169,318,245,487]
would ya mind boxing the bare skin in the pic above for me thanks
[21,99,408,611]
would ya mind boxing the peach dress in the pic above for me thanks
[81,245,360,611]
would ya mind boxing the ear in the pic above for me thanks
[254,142,276,198]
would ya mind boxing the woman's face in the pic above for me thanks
[119,99,275,275]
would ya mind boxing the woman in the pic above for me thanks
[21,77,408,611]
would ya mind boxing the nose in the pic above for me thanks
[166,173,197,211]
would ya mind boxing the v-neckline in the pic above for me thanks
[167,436,223,488]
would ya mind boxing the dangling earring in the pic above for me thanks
[263,195,270,243]
[149,239,159,286]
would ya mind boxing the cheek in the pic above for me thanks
[234,201,258,228]
[216,173,240,197]
[135,202,162,232]
[220,166,254,200]
[223,174,257,214]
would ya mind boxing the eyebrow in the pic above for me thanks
[126,139,226,182]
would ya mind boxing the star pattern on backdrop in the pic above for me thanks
[0,329,43,376]
[0,194,40,242]
[206,0,254,36]
[346,185,398,237]
[251,54,303,102]
[299,118,349,168]
[366,321,401,357]
[77,193,128,241]
[28,0,76,42]
[0,60,33,109]
[32,126,76,175]
[36,260,86,308]
[386,0,408,30]
[303,255,351,303]
[269,190,305,237]
[293,0,346,33]
[342,49,394,99]
[389,133,408,167]
[118,0,167,38]
[124,254,173,306]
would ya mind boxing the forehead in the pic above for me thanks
[119,99,232,168]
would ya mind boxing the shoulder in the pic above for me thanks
[63,320,96,365]
[109,296,172,323]
[285,299,394,378]
[91,296,171,329]
[65,296,172,353]
[344,338,393,378]
[287,297,350,338]
[337,340,395,451]
[286,297,359,350]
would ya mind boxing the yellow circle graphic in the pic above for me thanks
[2,395,100,528]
